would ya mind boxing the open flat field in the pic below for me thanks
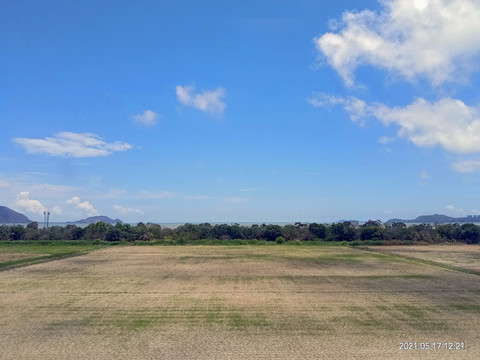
[0,244,103,270]
[1,245,479,359]
[368,244,480,273]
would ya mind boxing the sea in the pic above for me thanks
[4,221,480,229]
[1,222,303,229]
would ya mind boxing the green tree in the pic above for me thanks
[281,225,298,241]
[262,225,282,241]
[360,220,384,241]
[10,225,25,240]
[146,223,163,239]
[309,223,326,239]
[24,222,40,240]
[47,225,64,240]
[437,223,462,241]
[106,228,122,242]
[0,225,10,240]
[461,223,480,244]
[85,222,109,240]
[330,222,356,242]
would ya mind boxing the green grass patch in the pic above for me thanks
[112,317,154,330]
[449,303,480,313]
[359,247,480,276]
[395,304,426,319]
[228,312,263,328]
[0,243,106,270]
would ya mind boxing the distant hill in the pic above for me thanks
[386,214,480,224]
[0,206,32,223]
[67,216,123,225]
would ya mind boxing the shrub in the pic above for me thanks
[275,236,286,244]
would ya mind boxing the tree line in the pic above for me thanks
[1,220,479,244]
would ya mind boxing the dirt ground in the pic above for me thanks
[1,245,479,359]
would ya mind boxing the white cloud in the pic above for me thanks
[0,178,10,189]
[133,110,159,126]
[310,93,480,154]
[451,160,480,173]
[113,205,143,215]
[100,189,127,198]
[378,136,395,144]
[223,197,249,204]
[13,191,46,214]
[176,85,226,115]
[138,191,177,199]
[374,98,480,153]
[420,170,430,179]
[445,204,466,216]
[51,205,63,215]
[307,93,368,122]
[66,196,98,216]
[187,195,210,200]
[315,0,480,87]
[14,132,132,158]
[307,93,345,107]
[28,183,78,194]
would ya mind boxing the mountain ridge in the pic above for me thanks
[387,214,480,223]
[0,206,32,223]
[67,216,123,225]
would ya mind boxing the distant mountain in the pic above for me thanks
[0,206,32,223]
[386,214,480,224]
[67,216,123,225]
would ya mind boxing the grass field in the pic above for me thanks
[1,245,479,359]
[367,244,480,274]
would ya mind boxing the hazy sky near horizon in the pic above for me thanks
[2,0,480,223]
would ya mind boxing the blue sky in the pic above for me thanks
[2,0,480,223]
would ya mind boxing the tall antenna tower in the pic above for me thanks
[43,210,51,229]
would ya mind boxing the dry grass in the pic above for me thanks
[370,245,480,272]
[1,245,479,359]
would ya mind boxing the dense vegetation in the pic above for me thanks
[1,220,479,245]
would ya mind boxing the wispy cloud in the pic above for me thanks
[240,188,256,192]
[66,196,98,217]
[100,189,128,198]
[418,169,431,186]
[223,197,249,204]
[419,170,430,179]
[0,178,11,189]
[307,93,368,122]
[113,205,143,215]
[138,191,177,199]
[315,0,480,87]
[132,110,159,126]
[451,160,480,173]
[187,195,211,200]
[28,183,79,194]
[445,204,466,216]
[378,136,395,145]
[176,85,226,115]
[14,132,132,158]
